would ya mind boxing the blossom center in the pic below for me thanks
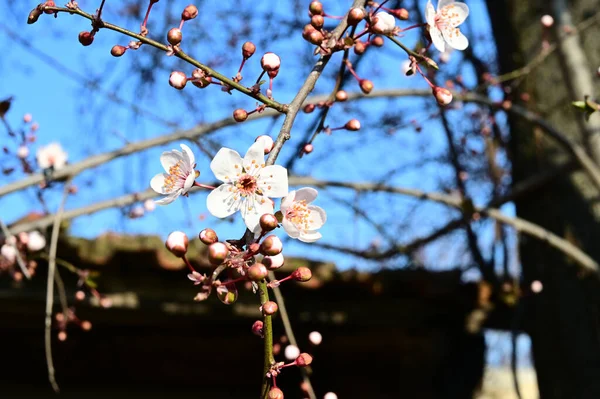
[236,174,257,196]
[286,200,311,231]
[435,6,463,34]
[164,160,188,191]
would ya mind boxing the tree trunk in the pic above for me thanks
[485,0,600,398]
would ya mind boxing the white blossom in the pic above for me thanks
[1,244,16,263]
[27,231,46,252]
[426,0,469,52]
[371,11,396,34]
[280,188,326,243]
[36,142,68,170]
[150,144,197,205]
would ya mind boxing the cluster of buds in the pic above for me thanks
[0,231,46,281]
[55,307,92,342]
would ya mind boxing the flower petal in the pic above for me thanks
[182,170,196,193]
[282,217,300,238]
[180,143,195,168]
[206,184,239,218]
[155,192,180,205]
[430,26,446,52]
[210,148,243,182]
[294,187,318,204]
[280,191,296,213]
[160,150,183,173]
[257,165,288,197]
[425,1,436,26]
[442,28,468,50]
[307,205,327,229]
[241,194,274,231]
[444,2,469,26]
[243,140,266,176]
[150,173,169,194]
[298,231,322,243]
[437,0,455,10]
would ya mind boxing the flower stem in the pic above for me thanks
[258,280,274,398]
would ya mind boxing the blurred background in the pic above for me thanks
[1,0,599,397]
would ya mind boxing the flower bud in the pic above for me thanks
[165,231,189,257]
[311,14,324,29]
[169,71,187,90]
[216,285,237,305]
[260,213,278,232]
[324,393,338,399]
[307,30,325,45]
[295,353,313,367]
[17,146,29,159]
[58,331,67,341]
[359,79,373,94]
[292,267,312,282]
[335,90,348,102]
[43,1,56,14]
[242,41,256,58]
[78,31,94,46]
[233,109,248,122]
[541,15,554,28]
[191,76,212,88]
[268,387,284,399]
[371,36,384,47]
[392,8,410,20]
[260,235,283,256]
[354,40,367,55]
[252,320,264,337]
[302,24,316,42]
[347,7,365,25]
[255,135,274,154]
[262,301,278,315]
[81,320,92,331]
[248,263,268,281]
[110,45,127,57]
[284,344,300,360]
[199,228,218,245]
[181,5,198,21]
[309,331,322,345]
[143,199,156,212]
[303,143,314,154]
[345,119,361,131]
[261,52,281,76]
[432,86,453,106]
[75,291,86,301]
[208,242,229,265]
[303,103,315,113]
[308,1,323,15]
[167,28,182,46]
[263,253,284,270]
[28,8,43,24]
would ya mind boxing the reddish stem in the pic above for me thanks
[193,181,216,190]
[182,255,198,273]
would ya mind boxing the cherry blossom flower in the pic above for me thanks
[27,231,46,252]
[284,344,300,360]
[151,144,197,205]
[426,0,469,52]
[206,141,288,232]
[280,188,326,243]
[1,244,17,263]
[371,11,396,34]
[36,142,68,170]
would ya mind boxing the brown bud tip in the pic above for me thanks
[347,7,366,25]
[28,8,43,24]
[311,14,324,29]
[260,213,279,232]
[110,45,127,57]
[292,267,312,282]
[432,86,453,106]
[262,301,279,315]
[78,31,94,46]
[167,28,183,46]
[393,8,410,20]
[181,5,198,21]
[295,353,313,367]
[165,231,189,257]
[268,387,284,399]
[208,242,229,265]
[303,103,316,113]
[260,235,283,256]
[345,119,361,131]
[354,40,367,55]
[307,30,325,45]
[308,1,323,15]
[335,90,348,102]
[199,228,218,245]
[242,41,256,59]
[303,143,314,154]
[371,36,384,47]
[248,263,268,281]
[252,320,264,337]
[359,79,373,94]
[233,109,248,122]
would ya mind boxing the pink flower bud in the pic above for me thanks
[233,109,248,122]
[307,30,325,45]
[255,135,274,154]
[110,45,127,57]
[347,7,366,25]
[252,320,264,337]
[181,5,198,21]
[261,52,281,74]
[354,40,367,55]
[335,90,348,102]
[17,146,29,159]
[78,31,94,46]
[260,213,278,232]
[75,290,86,301]
[167,28,183,45]
[242,41,256,59]
[81,320,92,331]
[308,1,323,15]
[199,228,218,245]
[169,71,187,90]
[263,253,284,270]
[23,114,32,123]
[303,103,315,113]
[392,8,409,20]
[324,393,338,399]
[260,235,283,256]
[371,36,384,47]
[371,12,396,35]
[248,263,268,281]
[359,79,373,94]
[166,231,189,257]
[208,242,229,265]
[284,344,300,360]
[541,15,554,28]
[43,1,56,14]
[432,86,453,106]
[308,331,322,345]
[143,199,156,212]
[268,387,284,399]
[58,331,67,341]
[303,143,314,154]
[295,353,313,367]
[292,267,312,282]
[345,119,361,131]
[311,14,324,29]
[262,300,278,315]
